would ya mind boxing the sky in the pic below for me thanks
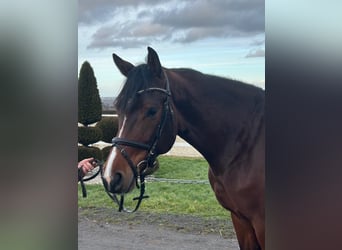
[78,0,265,97]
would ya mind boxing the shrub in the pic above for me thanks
[78,126,102,146]
[95,116,119,143]
[102,110,117,115]
[78,146,103,162]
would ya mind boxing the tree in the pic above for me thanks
[78,61,102,126]
[78,61,103,161]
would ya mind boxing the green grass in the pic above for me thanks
[155,156,209,180]
[78,156,229,219]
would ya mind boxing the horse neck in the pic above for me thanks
[168,69,264,169]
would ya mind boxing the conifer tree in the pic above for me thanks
[78,61,102,126]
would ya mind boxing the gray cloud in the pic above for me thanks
[154,0,264,31]
[81,0,264,49]
[78,0,118,25]
[245,49,265,58]
[78,0,165,25]
[87,21,173,49]
[88,37,150,49]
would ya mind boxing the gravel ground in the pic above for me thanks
[78,208,239,250]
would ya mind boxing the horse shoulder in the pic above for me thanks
[208,131,264,217]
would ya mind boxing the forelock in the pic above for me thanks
[115,64,151,112]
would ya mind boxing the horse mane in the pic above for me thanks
[115,64,152,112]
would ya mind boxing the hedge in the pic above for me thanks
[78,126,103,146]
[95,116,118,143]
[78,146,103,162]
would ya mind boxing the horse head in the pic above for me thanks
[102,47,177,194]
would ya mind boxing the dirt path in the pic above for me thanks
[78,208,239,250]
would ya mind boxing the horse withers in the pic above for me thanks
[102,47,265,249]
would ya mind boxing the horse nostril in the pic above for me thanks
[109,172,123,193]
[113,172,122,185]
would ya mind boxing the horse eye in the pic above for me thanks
[146,107,157,117]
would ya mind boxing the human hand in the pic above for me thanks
[78,157,96,176]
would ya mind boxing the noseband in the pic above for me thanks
[101,70,173,212]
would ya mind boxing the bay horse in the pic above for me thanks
[102,47,265,249]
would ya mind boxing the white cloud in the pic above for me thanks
[245,49,265,58]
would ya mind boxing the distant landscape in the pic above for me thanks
[101,96,116,111]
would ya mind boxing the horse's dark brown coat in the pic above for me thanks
[104,47,264,249]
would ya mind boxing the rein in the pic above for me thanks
[78,164,101,198]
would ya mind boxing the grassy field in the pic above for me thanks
[78,156,229,219]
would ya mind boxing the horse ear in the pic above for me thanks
[147,47,162,78]
[112,53,134,77]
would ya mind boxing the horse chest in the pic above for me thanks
[209,165,260,216]
[208,168,239,213]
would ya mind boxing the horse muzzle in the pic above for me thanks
[102,172,135,194]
